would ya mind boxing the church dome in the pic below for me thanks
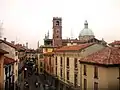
[79,20,94,36]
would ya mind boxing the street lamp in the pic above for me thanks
[24,68,27,79]
[24,68,27,71]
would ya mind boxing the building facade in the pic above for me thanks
[44,43,105,90]
[0,49,8,90]
[15,44,26,88]
[79,46,120,90]
[0,38,19,90]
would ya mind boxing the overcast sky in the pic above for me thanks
[0,0,120,49]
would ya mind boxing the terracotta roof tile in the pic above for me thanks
[109,41,120,45]
[55,43,94,52]
[80,47,120,65]
[4,56,16,65]
[0,39,17,49]
[15,44,26,51]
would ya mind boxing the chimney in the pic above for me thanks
[4,38,6,41]
[11,41,15,45]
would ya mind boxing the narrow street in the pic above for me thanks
[25,73,44,90]
[19,61,55,90]
[20,72,46,90]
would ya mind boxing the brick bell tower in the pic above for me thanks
[52,17,62,47]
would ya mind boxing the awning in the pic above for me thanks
[4,56,16,65]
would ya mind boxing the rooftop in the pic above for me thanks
[55,43,94,52]
[79,47,120,65]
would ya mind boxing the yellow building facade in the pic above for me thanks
[53,43,105,90]
[80,64,119,90]
[80,47,120,90]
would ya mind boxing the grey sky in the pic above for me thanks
[0,0,120,49]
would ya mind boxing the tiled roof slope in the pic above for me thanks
[80,47,120,65]
[109,41,120,45]
[15,44,26,51]
[0,39,17,49]
[55,43,94,52]
[25,49,36,53]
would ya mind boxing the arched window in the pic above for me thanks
[56,21,59,26]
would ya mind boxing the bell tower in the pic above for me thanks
[52,17,62,47]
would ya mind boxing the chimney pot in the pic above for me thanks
[4,38,6,41]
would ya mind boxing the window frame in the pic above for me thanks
[74,58,77,68]
[60,57,62,66]
[94,66,98,79]
[84,65,87,76]
[94,82,98,90]
[67,71,69,80]
[55,57,57,65]
[84,79,87,90]
[66,57,69,67]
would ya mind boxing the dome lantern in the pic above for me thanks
[84,20,88,28]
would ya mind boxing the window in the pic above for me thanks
[66,57,69,67]
[15,52,18,56]
[67,71,69,80]
[84,65,87,75]
[94,66,98,79]
[40,62,42,67]
[9,66,11,72]
[56,36,59,38]
[74,74,78,86]
[5,67,8,74]
[60,57,62,66]
[60,68,62,78]
[74,58,77,68]
[84,79,87,90]
[56,21,60,26]
[56,30,59,33]
[56,67,57,75]
[94,82,98,90]
[55,57,57,65]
